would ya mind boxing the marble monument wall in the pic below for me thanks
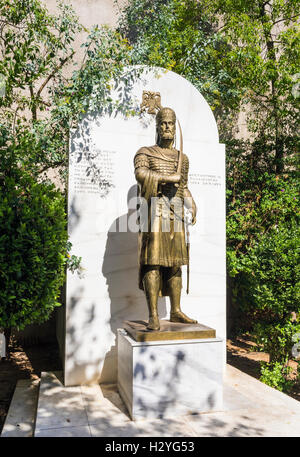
[62,67,226,386]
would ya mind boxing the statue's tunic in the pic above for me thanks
[134,145,189,294]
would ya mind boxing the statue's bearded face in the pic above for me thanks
[157,114,176,141]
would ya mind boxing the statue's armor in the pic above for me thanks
[134,145,189,292]
[134,146,189,222]
[134,146,188,201]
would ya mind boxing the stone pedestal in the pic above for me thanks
[117,326,223,420]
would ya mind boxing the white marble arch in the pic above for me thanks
[61,66,226,386]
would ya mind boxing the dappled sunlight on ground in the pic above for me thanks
[1,334,299,435]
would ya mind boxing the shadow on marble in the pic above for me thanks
[134,416,197,437]
[35,372,89,432]
[89,422,139,437]
[81,383,131,425]
[184,410,265,437]
[101,385,131,419]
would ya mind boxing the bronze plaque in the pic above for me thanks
[140,90,162,114]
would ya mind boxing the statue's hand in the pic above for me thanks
[171,173,181,183]
[186,208,196,225]
[160,174,181,184]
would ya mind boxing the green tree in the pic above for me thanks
[0,0,134,349]
[0,0,82,176]
[0,0,134,181]
[213,0,300,173]
[118,0,243,137]
[119,0,299,158]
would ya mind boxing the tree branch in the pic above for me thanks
[272,14,300,26]
[36,51,75,98]
[40,99,51,107]
[12,107,19,137]
[0,20,26,30]
[38,160,66,174]
[29,84,37,121]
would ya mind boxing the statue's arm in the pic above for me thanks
[184,188,197,225]
[135,168,181,185]
[134,149,180,185]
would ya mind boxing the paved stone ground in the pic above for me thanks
[2,365,300,437]
[1,336,299,438]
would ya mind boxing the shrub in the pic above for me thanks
[0,0,129,345]
[227,174,300,386]
[260,361,294,393]
[0,168,68,333]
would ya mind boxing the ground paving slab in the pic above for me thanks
[1,364,300,437]
[1,379,39,437]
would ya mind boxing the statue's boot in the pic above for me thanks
[143,268,160,331]
[168,270,197,324]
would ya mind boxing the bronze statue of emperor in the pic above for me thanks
[134,106,198,331]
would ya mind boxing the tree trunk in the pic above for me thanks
[260,3,283,174]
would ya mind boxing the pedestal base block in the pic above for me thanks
[124,320,216,342]
[117,327,223,420]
